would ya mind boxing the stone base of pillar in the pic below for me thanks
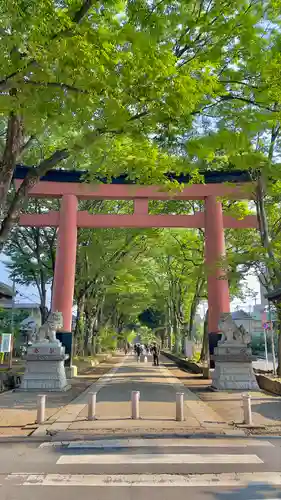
[20,342,70,391]
[211,343,259,391]
[65,365,78,378]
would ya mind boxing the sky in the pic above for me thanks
[0,258,52,306]
[0,255,262,315]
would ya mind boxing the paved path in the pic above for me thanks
[1,435,281,499]
[42,353,230,436]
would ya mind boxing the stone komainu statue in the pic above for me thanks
[35,311,63,343]
[218,313,251,345]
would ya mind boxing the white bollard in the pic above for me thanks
[36,394,46,424]
[176,392,184,422]
[144,356,147,363]
[242,393,252,425]
[131,391,140,419]
[88,392,97,421]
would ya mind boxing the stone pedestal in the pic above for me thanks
[20,341,70,391]
[211,342,259,391]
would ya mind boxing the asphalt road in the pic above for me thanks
[1,435,281,500]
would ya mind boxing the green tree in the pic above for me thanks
[182,4,281,371]
[74,200,153,354]
[4,200,57,322]
[0,0,269,246]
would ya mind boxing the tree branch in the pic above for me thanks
[0,149,69,248]
[72,0,94,24]
[219,79,261,90]
[23,80,90,94]
[19,135,35,156]
[219,93,276,112]
[191,94,278,116]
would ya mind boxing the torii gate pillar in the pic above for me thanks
[52,194,78,332]
[205,195,230,333]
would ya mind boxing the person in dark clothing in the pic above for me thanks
[136,344,141,362]
[151,342,160,366]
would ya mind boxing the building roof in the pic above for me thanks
[231,310,251,320]
[265,287,281,302]
[0,282,15,300]
[1,302,40,310]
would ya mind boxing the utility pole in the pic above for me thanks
[268,301,277,376]
[9,278,16,369]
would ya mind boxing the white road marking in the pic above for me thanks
[39,438,274,449]
[6,472,281,487]
[56,453,263,465]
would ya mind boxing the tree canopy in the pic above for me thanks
[0,0,275,245]
[2,1,281,371]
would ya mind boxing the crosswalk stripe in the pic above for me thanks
[39,438,274,449]
[56,453,263,465]
[6,472,281,487]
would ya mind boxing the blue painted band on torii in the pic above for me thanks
[13,165,252,185]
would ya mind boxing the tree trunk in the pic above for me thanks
[277,307,281,377]
[0,149,69,249]
[74,294,85,356]
[91,314,99,355]
[188,278,205,339]
[0,114,23,214]
[256,174,276,267]
[254,124,281,285]
[167,302,173,350]
[40,305,49,324]
[173,315,181,353]
[39,269,48,324]
[91,334,97,356]
[83,312,94,356]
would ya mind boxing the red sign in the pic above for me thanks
[261,311,267,323]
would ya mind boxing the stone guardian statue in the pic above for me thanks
[211,312,259,391]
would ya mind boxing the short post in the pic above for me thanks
[176,392,184,422]
[144,356,147,363]
[36,394,46,424]
[88,392,97,421]
[242,393,252,425]
[131,390,140,419]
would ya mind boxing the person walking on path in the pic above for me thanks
[152,342,160,366]
[136,344,142,362]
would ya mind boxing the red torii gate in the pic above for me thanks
[16,178,257,337]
